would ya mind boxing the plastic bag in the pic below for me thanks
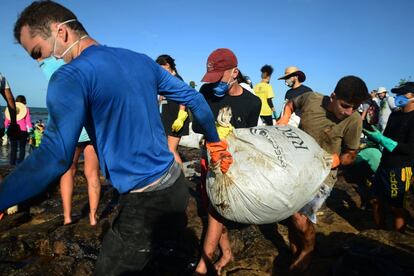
[206,125,332,224]
[179,122,203,149]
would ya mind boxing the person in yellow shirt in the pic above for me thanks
[254,65,276,125]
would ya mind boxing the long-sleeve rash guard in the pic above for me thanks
[0,45,219,210]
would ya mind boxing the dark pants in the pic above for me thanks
[260,115,273,126]
[9,132,28,165]
[95,172,189,276]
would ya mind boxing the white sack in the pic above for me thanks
[206,125,332,224]
[179,122,203,149]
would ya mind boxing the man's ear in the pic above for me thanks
[330,92,336,101]
[233,68,239,78]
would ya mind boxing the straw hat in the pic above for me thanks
[278,66,306,82]
[5,102,27,121]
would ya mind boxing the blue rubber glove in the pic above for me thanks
[272,111,278,120]
[363,126,398,152]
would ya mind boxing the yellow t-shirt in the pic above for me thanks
[254,82,274,116]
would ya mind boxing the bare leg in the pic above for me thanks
[287,219,299,257]
[371,198,386,229]
[83,145,101,226]
[60,146,82,225]
[195,209,224,274]
[168,135,182,164]
[289,212,315,272]
[391,206,406,232]
[214,226,233,275]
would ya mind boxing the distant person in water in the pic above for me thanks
[30,121,45,149]
[4,95,32,165]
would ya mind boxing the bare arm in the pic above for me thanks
[276,101,294,125]
[1,87,16,124]
[361,109,368,121]
[340,149,358,166]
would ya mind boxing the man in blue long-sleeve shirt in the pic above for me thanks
[2,1,232,274]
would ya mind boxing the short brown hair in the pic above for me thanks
[14,0,87,43]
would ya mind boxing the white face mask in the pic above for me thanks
[53,19,88,59]
[285,78,294,87]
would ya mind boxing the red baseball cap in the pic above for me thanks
[201,48,238,83]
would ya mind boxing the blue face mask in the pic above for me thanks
[212,68,236,97]
[39,56,66,81]
[395,94,414,108]
[212,82,229,97]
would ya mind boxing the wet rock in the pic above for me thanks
[0,149,413,275]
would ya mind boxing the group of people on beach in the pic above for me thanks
[0,1,413,275]
[1,94,46,165]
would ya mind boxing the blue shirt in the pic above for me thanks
[0,45,219,210]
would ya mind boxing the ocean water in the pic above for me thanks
[0,107,48,166]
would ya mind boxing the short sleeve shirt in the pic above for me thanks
[254,82,275,116]
[292,92,362,154]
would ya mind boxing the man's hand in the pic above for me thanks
[172,110,188,132]
[331,153,340,169]
[7,123,20,140]
[363,126,398,152]
[276,117,289,126]
[206,140,233,174]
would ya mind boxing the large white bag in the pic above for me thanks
[206,125,332,224]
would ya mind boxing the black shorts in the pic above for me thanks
[77,140,92,148]
[260,115,273,126]
[372,165,413,208]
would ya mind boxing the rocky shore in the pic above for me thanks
[0,147,413,275]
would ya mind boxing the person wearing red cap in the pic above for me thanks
[193,48,261,274]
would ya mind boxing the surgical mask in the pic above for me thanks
[212,82,229,97]
[39,57,66,81]
[285,78,294,87]
[395,94,414,108]
[39,19,88,80]
[212,69,236,97]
